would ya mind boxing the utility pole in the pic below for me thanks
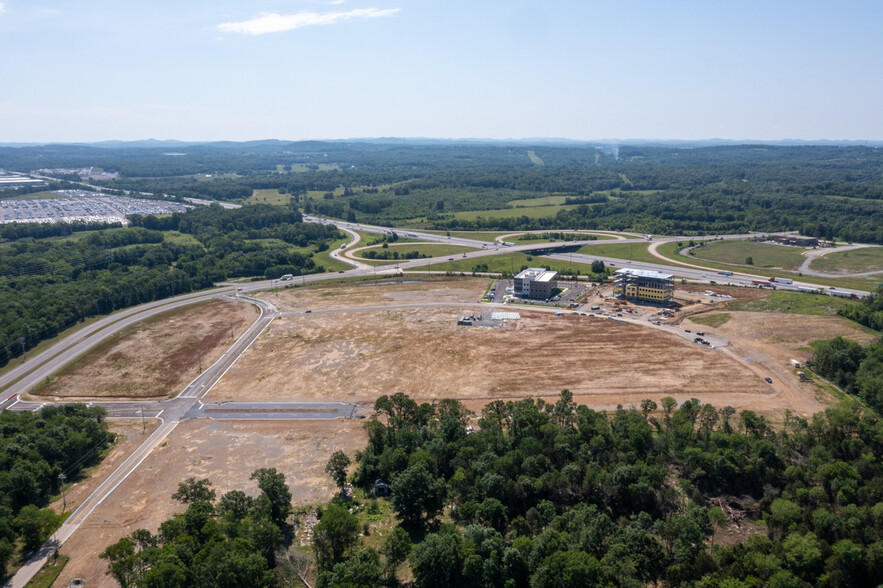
[230,319,234,340]
[21,336,26,362]
[198,350,202,374]
[140,405,145,435]
[58,473,67,513]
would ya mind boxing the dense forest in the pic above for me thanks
[102,393,883,587]
[811,289,883,412]
[0,405,112,580]
[0,204,342,368]
[318,392,883,587]
[4,142,883,242]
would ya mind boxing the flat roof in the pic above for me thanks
[536,272,557,283]
[614,267,674,280]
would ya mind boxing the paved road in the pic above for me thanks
[3,293,370,588]
[3,217,874,586]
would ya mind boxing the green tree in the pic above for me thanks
[250,468,292,527]
[411,531,463,588]
[381,526,411,583]
[318,549,384,588]
[100,536,138,588]
[325,451,351,493]
[171,477,216,505]
[13,506,58,553]
[390,464,447,526]
[312,504,360,573]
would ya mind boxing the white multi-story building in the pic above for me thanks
[514,268,558,299]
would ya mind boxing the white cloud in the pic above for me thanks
[218,7,398,35]
[0,3,7,15]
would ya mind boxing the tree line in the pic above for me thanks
[309,392,883,587]
[0,204,342,368]
[0,404,112,579]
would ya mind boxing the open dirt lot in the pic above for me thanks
[272,277,489,312]
[686,311,876,358]
[207,305,774,412]
[54,418,367,588]
[35,299,257,400]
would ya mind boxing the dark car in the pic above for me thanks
[764,377,773,384]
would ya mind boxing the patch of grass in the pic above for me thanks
[654,241,882,291]
[430,252,598,275]
[418,230,509,242]
[690,313,732,328]
[727,291,858,316]
[453,204,579,221]
[575,242,658,264]
[245,189,292,206]
[810,246,883,274]
[691,240,808,270]
[24,554,69,588]
[162,231,202,246]
[514,232,617,244]
[0,190,63,200]
[355,243,479,262]
[527,150,544,166]
[507,195,568,207]
[311,237,351,272]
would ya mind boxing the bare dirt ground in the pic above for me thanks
[54,418,367,588]
[677,284,770,302]
[207,305,775,413]
[35,299,257,400]
[272,277,489,312]
[683,311,876,417]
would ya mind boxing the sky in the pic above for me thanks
[1,0,881,143]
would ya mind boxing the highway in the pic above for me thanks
[4,215,868,587]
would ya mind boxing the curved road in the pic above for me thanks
[5,216,863,587]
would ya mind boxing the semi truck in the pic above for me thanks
[771,277,793,284]
[830,290,859,299]
[718,270,733,276]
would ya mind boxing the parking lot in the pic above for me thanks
[484,279,593,306]
[0,191,190,224]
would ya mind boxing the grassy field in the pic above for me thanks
[245,189,292,206]
[23,555,69,588]
[507,195,568,207]
[527,150,544,166]
[312,236,351,272]
[810,246,883,274]
[690,313,732,328]
[453,204,578,221]
[727,291,858,316]
[429,252,598,275]
[575,242,658,263]
[515,232,617,244]
[419,230,510,242]
[162,231,202,246]
[355,243,479,262]
[690,240,808,270]
[654,241,882,291]
[0,190,63,200]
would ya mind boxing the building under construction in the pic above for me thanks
[612,268,674,303]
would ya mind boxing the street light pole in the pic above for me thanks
[58,473,67,513]
[140,405,145,435]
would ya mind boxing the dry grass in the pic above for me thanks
[34,300,257,400]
